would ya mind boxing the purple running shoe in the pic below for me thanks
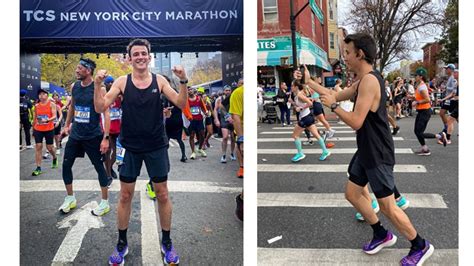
[400,240,434,266]
[363,231,397,255]
[109,244,128,265]
[161,241,180,264]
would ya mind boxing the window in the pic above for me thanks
[330,33,335,49]
[311,13,315,37]
[263,0,278,22]
[329,0,334,20]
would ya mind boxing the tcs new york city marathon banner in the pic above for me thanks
[21,0,243,39]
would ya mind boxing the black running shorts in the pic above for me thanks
[312,102,325,116]
[297,114,315,128]
[347,154,395,198]
[33,129,54,145]
[119,147,170,183]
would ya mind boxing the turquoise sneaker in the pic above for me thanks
[396,196,409,210]
[91,199,110,216]
[319,150,331,161]
[291,153,306,162]
[355,198,380,221]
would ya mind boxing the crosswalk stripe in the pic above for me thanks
[258,193,448,208]
[258,164,426,173]
[258,248,457,265]
[20,180,241,193]
[257,148,414,154]
[272,126,351,130]
[260,131,355,134]
[258,137,404,142]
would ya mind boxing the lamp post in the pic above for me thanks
[290,0,310,70]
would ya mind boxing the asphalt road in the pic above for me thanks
[20,134,243,265]
[257,114,458,265]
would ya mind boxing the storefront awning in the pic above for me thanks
[257,34,332,71]
[257,49,332,71]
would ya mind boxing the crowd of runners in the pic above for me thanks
[19,39,243,265]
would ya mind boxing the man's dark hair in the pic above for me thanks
[127,39,151,57]
[79,58,96,75]
[344,33,377,65]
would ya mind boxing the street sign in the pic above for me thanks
[309,0,324,24]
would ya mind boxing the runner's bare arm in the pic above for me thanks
[49,102,57,122]
[101,87,111,138]
[295,65,356,102]
[213,97,221,124]
[322,75,378,130]
[65,84,75,128]
[160,65,188,109]
[93,70,123,113]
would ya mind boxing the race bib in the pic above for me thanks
[37,114,49,124]
[74,106,90,123]
[110,108,121,121]
[444,100,451,106]
[116,138,125,165]
[190,106,200,115]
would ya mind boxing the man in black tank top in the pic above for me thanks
[295,33,434,265]
[93,39,188,265]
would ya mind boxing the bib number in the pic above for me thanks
[37,114,49,124]
[116,138,125,165]
[74,106,91,123]
[110,108,121,121]
[190,106,200,115]
[444,100,451,106]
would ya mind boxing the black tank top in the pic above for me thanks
[120,73,168,153]
[221,95,231,113]
[70,81,103,140]
[354,71,395,168]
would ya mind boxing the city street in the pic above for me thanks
[257,114,458,265]
[20,136,243,265]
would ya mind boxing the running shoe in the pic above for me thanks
[326,129,336,139]
[441,132,448,147]
[392,126,400,135]
[230,153,237,161]
[180,156,187,163]
[56,149,61,155]
[146,182,156,200]
[43,152,50,159]
[319,150,331,161]
[111,169,118,179]
[414,148,431,156]
[52,158,59,169]
[396,196,410,210]
[363,230,398,255]
[161,241,180,265]
[235,194,243,222]
[190,152,196,160]
[303,140,314,146]
[220,155,227,163]
[91,199,110,216]
[291,153,306,162]
[282,123,286,127]
[32,167,42,176]
[355,198,380,221]
[237,166,243,178]
[400,240,434,266]
[109,243,129,265]
[197,149,207,157]
[26,145,34,149]
[58,195,77,214]
[107,176,113,188]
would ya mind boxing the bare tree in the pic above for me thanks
[343,0,444,72]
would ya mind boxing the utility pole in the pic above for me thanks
[290,0,310,70]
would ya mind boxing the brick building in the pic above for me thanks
[422,42,447,79]
[257,0,332,90]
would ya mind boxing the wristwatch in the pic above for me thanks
[104,135,110,140]
[330,102,339,112]
[179,79,188,84]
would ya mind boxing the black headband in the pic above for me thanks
[79,60,94,70]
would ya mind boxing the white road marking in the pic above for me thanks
[257,148,413,154]
[51,201,104,265]
[267,235,283,244]
[258,137,404,142]
[258,164,426,173]
[258,248,458,265]
[260,131,355,134]
[141,191,164,265]
[20,180,241,193]
[257,193,448,208]
[272,126,351,130]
